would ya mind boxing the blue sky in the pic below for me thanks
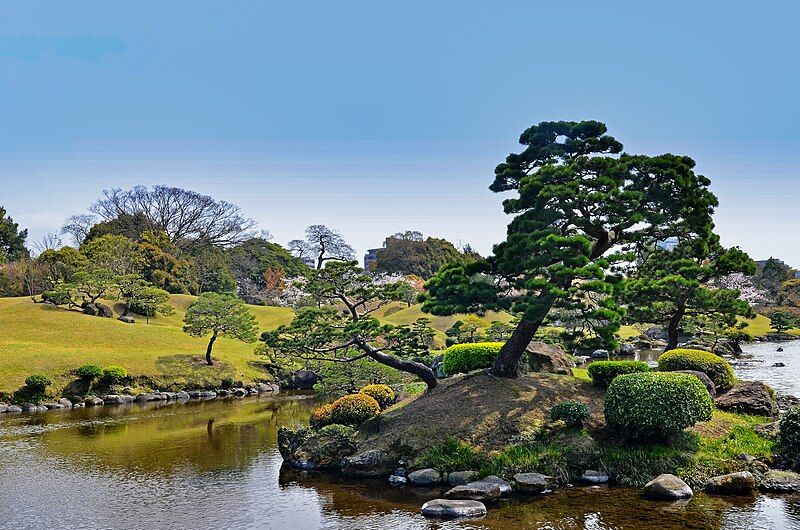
[1,1,798,265]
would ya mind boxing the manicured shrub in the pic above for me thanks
[101,365,128,385]
[25,374,51,391]
[549,401,590,427]
[778,407,800,459]
[359,384,395,410]
[221,376,234,389]
[605,372,714,441]
[587,360,650,389]
[310,403,335,429]
[658,348,734,391]
[76,364,103,382]
[329,393,381,427]
[442,342,504,375]
[14,374,52,404]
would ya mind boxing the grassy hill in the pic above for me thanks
[0,295,293,394]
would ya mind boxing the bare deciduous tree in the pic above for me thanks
[288,225,354,269]
[89,185,256,247]
[61,214,97,245]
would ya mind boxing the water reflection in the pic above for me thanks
[1,393,799,529]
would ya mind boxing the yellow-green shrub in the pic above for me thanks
[442,342,504,375]
[587,360,650,389]
[330,393,381,427]
[310,403,335,429]
[658,348,734,391]
[359,384,395,410]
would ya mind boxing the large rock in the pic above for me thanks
[513,472,552,493]
[408,468,443,486]
[104,394,134,404]
[83,395,104,406]
[420,499,486,519]
[705,471,756,494]
[292,370,321,390]
[58,398,73,408]
[645,326,667,340]
[95,302,114,318]
[473,475,512,495]
[448,470,479,486]
[0,404,7,413]
[526,342,573,375]
[760,470,800,492]
[6,405,22,413]
[644,474,693,500]
[715,381,778,417]
[444,481,501,501]
[279,427,358,470]
[135,393,159,402]
[82,303,98,316]
[619,343,636,356]
[118,315,135,324]
[341,449,392,477]
[581,470,609,484]
[673,370,716,398]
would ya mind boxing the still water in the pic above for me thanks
[1,392,800,529]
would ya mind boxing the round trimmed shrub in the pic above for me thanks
[605,372,714,440]
[76,364,103,382]
[778,407,800,459]
[658,348,734,391]
[587,360,650,389]
[359,384,395,410]
[329,393,381,427]
[101,365,128,385]
[310,403,335,429]
[25,374,51,391]
[550,401,590,427]
[442,342,504,375]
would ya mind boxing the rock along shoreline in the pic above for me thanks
[0,382,281,415]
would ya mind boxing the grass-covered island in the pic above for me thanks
[278,343,800,518]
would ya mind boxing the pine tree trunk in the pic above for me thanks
[665,308,684,352]
[490,297,554,378]
[206,331,218,366]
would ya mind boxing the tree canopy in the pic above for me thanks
[288,225,355,269]
[423,120,720,376]
[0,206,29,263]
[183,292,258,365]
[372,233,478,279]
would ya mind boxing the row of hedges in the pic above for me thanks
[587,361,649,388]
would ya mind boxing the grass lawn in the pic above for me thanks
[0,295,293,394]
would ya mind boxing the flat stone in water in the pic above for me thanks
[705,471,756,494]
[644,474,693,500]
[408,468,442,486]
[420,499,487,519]
[444,481,501,501]
[513,472,553,493]
[448,470,478,486]
[581,470,609,484]
[761,470,800,492]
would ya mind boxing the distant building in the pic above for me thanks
[364,248,382,271]
[657,237,679,252]
[755,258,788,268]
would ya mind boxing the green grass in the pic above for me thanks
[0,295,294,393]
[740,313,800,337]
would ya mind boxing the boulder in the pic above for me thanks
[513,472,552,493]
[673,370,716,398]
[619,343,636,356]
[754,421,779,440]
[103,394,134,404]
[591,349,609,359]
[95,302,114,318]
[705,471,756,494]
[21,403,38,412]
[292,370,321,390]
[256,383,279,393]
[394,467,407,477]
[58,398,73,408]
[645,326,667,340]
[473,475,513,495]
[388,475,407,486]
[643,474,693,500]
[6,405,22,413]
[448,470,479,486]
[580,470,609,484]
[0,404,7,413]
[408,468,443,486]
[715,381,778,417]
[82,303,98,316]
[135,393,158,402]
[175,391,190,400]
[420,499,486,519]
[232,388,248,398]
[761,470,800,492]
[44,402,64,409]
[341,449,392,477]
[526,342,573,375]
[445,481,501,501]
[83,395,104,406]
[118,315,135,324]
[292,431,358,470]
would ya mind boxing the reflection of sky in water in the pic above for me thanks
[0,393,798,529]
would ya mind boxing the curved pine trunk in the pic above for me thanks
[206,331,218,366]
[362,344,438,390]
[490,295,554,378]
[665,308,685,352]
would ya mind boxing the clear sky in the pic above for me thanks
[1,1,798,265]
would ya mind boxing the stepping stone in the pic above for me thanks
[421,499,486,519]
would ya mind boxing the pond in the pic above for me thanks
[2,393,800,529]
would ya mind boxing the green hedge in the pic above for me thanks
[587,361,650,389]
[605,372,714,441]
[550,401,590,427]
[658,348,734,391]
[442,342,504,375]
